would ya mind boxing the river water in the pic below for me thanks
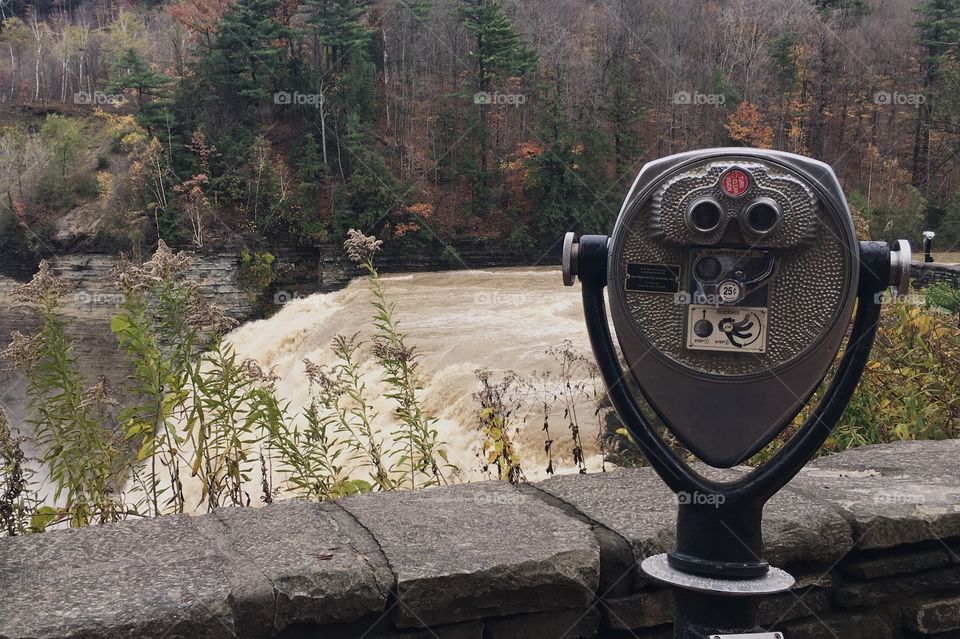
[226,266,606,493]
[7,264,609,509]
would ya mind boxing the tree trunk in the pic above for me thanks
[8,44,14,99]
[912,52,935,197]
[319,84,329,171]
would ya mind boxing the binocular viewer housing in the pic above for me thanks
[564,148,910,468]
[563,149,911,631]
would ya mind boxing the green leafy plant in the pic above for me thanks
[749,296,960,465]
[111,242,197,516]
[238,250,277,304]
[187,342,284,509]
[345,229,454,489]
[831,299,960,448]
[926,282,960,322]
[269,335,400,500]
[2,263,130,527]
[268,359,351,501]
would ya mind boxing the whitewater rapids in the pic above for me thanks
[222,266,606,497]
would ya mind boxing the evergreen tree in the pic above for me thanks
[913,0,960,195]
[206,0,291,104]
[177,0,292,207]
[293,132,328,241]
[458,0,536,92]
[768,33,799,148]
[768,34,799,94]
[457,0,537,215]
[305,0,371,70]
[525,86,609,241]
[107,48,172,133]
[298,133,326,192]
[335,48,381,127]
[330,113,409,236]
[711,66,740,110]
[605,61,644,181]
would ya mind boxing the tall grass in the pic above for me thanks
[2,263,131,527]
[348,230,453,489]
[0,232,458,533]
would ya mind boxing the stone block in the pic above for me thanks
[781,611,893,639]
[839,545,953,580]
[904,594,960,634]
[602,588,673,630]
[339,481,600,628]
[834,565,960,608]
[793,440,960,550]
[0,501,392,639]
[484,608,600,639]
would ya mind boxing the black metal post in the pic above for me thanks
[672,591,762,639]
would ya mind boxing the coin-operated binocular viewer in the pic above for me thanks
[562,149,911,638]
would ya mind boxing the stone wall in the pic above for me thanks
[1,440,959,639]
[911,262,960,289]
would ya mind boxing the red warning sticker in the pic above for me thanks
[721,169,750,197]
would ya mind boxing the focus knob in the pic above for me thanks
[889,239,912,296]
[562,232,579,286]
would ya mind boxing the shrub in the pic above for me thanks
[238,250,276,304]
[474,369,525,484]
[831,298,959,447]
[0,408,41,536]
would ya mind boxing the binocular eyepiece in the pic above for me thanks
[685,195,781,238]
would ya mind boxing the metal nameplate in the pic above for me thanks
[711,633,784,639]
[625,262,681,294]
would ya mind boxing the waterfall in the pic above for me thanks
[221,266,606,498]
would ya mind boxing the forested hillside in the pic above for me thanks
[1,0,959,260]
